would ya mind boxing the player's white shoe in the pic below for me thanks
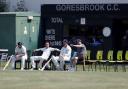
[38,68,41,71]
[21,68,24,70]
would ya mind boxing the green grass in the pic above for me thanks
[0,70,128,89]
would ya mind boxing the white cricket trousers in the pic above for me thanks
[11,55,27,69]
[30,56,47,69]
[51,55,70,70]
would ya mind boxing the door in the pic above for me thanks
[20,20,30,50]
[19,20,39,51]
[29,21,39,50]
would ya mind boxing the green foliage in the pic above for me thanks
[15,0,28,11]
[0,0,7,12]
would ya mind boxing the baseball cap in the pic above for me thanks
[17,42,22,46]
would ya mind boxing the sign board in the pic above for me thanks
[42,4,128,16]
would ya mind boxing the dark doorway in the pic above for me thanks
[112,19,128,50]
[112,19,128,60]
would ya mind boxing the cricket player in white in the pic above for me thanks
[11,42,27,70]
[30,42,59,70]
[51,39,72,70]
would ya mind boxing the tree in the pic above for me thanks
[0,0,7,12]
[15,0,28,11]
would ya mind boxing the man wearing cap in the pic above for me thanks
[11,42,27,70]
[51,39,72,71]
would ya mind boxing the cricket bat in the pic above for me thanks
[41,58,52,71]
[3,55,13,70]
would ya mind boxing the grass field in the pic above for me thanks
[0,70,128,89]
